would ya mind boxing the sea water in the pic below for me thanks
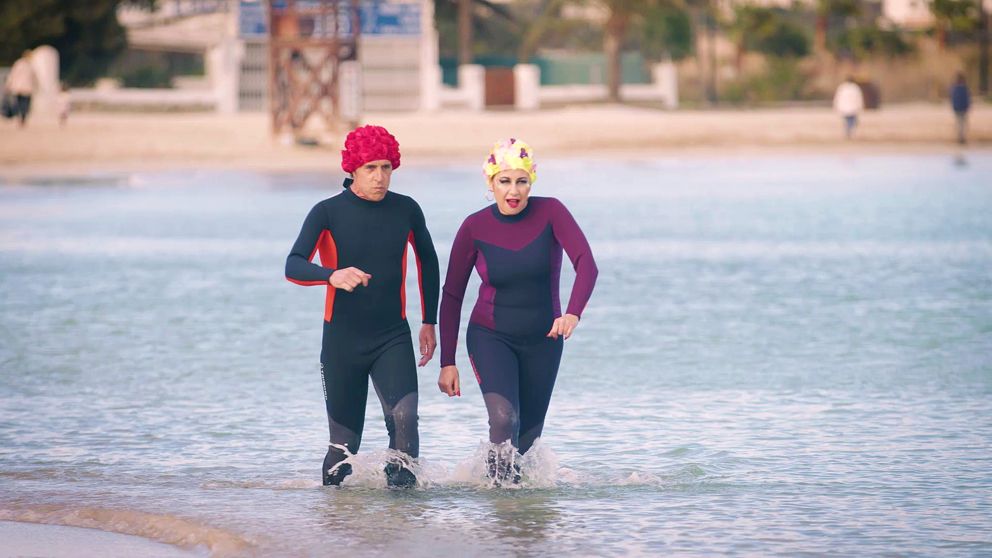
[1,153,990,556]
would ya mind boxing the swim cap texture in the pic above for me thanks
[341,125,401,174]
[483,138,536,184]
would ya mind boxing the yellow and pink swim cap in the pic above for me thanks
[483,138,537,184]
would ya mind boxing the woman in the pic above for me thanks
[438,138,598,484]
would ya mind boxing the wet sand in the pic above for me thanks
[1,103,988,177]
[0,521,202,558]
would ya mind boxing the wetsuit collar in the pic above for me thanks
[490,200,532,223]
[342,180,389,206]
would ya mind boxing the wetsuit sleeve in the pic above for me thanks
[285,203,335,286]
[550,199,598,318]
[410,202,440,324]
[439,218,477,367]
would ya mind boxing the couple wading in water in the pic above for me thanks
[286,125,598,487]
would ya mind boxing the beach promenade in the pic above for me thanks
[1,102,989,176]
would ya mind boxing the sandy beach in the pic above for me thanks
[1,103,989,177]
[0,521,201,557]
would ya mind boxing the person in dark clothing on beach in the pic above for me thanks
[3,51,36,128]
[286,125,440,487]
[437,139,598,485]
[950,73,972,145]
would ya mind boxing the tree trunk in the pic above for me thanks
[815,13,827,54]
[705,3,718,104]
[735,40,744,75]
[604,11,629,103]
[981,0,990,96]
[458,0,473,65]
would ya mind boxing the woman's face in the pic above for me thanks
[489,169,532,216]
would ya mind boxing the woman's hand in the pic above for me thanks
[438,365,461,397]
[547,313,579,340]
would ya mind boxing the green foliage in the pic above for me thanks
[816,0,860,19]
[755,18,810,58]
[721,57,812,104]
[730,6,810,58]
[930,0,981,32]
[834,25,915,58]
[638,4,695,61]
[435,0,520,60]
[0,0,156,86]
[119,64,172,88]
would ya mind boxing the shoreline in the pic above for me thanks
[0,520,203,558]
[1,103,989,178]
[1,143,987,181]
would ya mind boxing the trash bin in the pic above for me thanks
[484,67,515,108]
[857,80,881,110]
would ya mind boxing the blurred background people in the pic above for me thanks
[833,76,865,140]
[950,72,972,145]
[4,50,37,128]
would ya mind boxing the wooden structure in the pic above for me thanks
[268,0,360,138]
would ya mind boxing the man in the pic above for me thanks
[4,51,37,128]
[833,76,864,140]
[285,125,440,487]
[950,72,971,145]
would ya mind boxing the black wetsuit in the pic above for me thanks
[286,183,439,486]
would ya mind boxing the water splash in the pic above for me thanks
[325,447,447,490]
[308,440,565,490]
[425,439,561,489]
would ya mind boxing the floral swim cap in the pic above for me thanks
[483,138,537,184]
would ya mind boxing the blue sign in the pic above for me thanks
[361,2,419,36]
[239,0,268,39]
[241,0,420,38]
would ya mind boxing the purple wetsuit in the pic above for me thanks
[440,196,597,462]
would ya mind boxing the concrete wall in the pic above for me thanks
[360,36,422,111]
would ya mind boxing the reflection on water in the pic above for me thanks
[1,154,991,556]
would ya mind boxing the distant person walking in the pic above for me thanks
[833,76,864,140]
[950,72,971,145]
[4,51,37,128]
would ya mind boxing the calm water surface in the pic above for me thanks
[1,154,991,556]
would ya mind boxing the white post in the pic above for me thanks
[419,0,441,112]
[514,64,540,110]
[653,59,679,110]
[458,64,485,111]
[208,38,244,114]
[420,64,442,112]
[30,45,60,121]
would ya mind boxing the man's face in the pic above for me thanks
[351,159,393,202]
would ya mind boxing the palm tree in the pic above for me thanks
[516,0,569,63]
[598,0,684,102]
[814,0,860,55]
[930,0,979,50]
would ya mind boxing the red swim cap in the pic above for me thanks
[341,125,401,174]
